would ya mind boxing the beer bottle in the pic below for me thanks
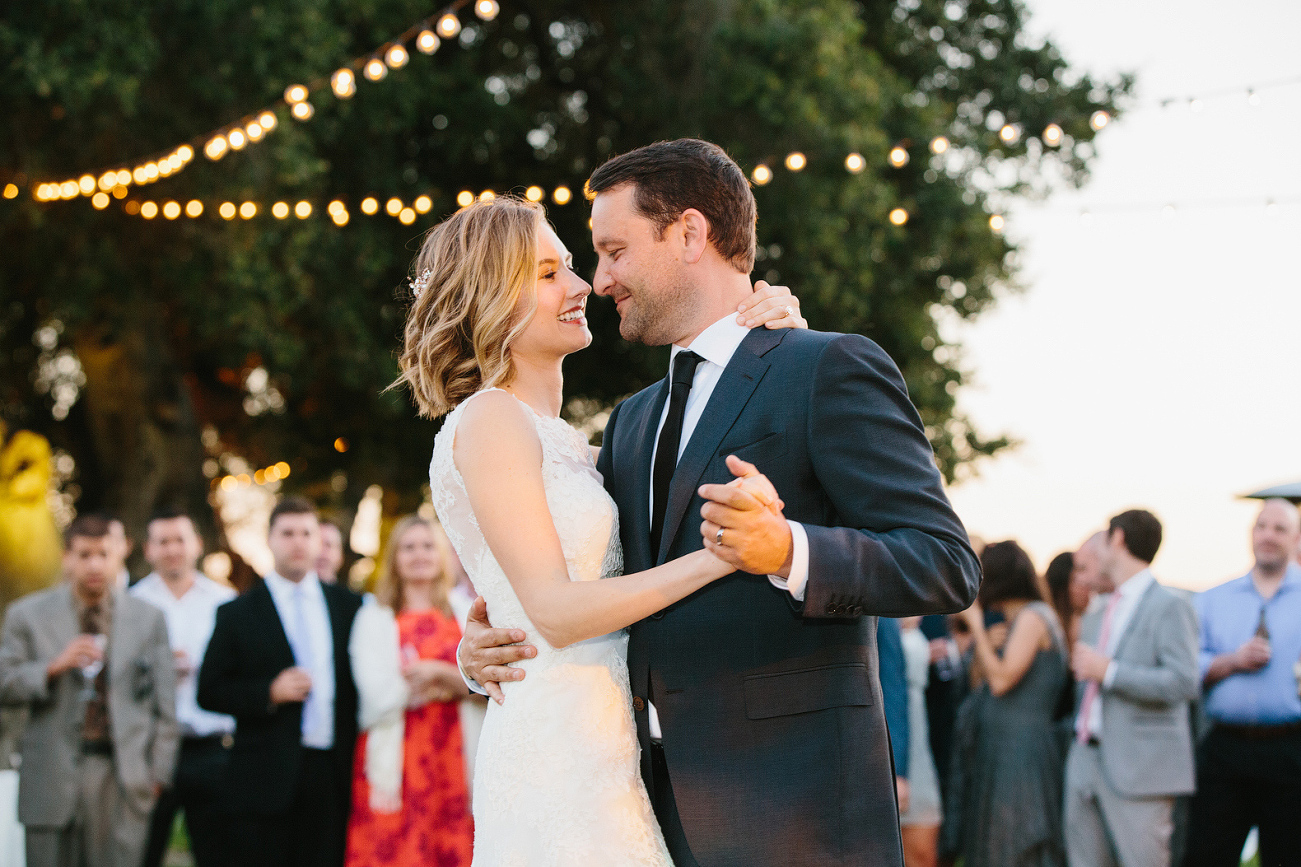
[1255,605,1271,644]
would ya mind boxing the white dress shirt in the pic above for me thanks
[264,571,337,749]
[130,572,237,738]
[1086,567,1156,739]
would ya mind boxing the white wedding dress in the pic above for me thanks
[430,388,673,867]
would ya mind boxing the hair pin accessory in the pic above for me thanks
[409,268,432,298]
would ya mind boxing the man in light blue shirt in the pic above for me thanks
[1185,499,1301,867]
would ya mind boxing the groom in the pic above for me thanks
[462,139,980,865]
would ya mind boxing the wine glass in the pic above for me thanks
[79,634,107,701]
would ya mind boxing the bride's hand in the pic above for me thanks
[736,280,808,330]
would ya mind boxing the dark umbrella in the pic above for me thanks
[1243,482,1301,504]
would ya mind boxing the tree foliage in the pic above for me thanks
[0,0,1130,545]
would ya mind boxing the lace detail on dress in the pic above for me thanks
[429,388,667,867]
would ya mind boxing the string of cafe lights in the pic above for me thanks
[18,0,503,204]
[1145,73,1301,112]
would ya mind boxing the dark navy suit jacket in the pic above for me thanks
[596,327,980,866]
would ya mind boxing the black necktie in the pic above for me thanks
[650,350,704,556]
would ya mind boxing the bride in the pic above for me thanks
[394,195,801,865]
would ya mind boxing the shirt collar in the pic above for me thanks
[1233,562,1301,594]
[1116,567,1155,602]
[265,571,322,601]
[137,571,215,599]
[670,313,751,370]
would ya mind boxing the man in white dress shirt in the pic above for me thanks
[130,511,235,867]
[1065,509,1199,867]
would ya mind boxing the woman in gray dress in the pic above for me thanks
[941,541,1068,867]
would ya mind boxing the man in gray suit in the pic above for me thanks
[0,514,179,867]
[1065,509,1199,867]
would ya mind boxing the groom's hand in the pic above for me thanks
[699,456,794,577]
[460,596,536,705]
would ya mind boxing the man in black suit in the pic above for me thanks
[197,497,362,867]
[462,139,980,866]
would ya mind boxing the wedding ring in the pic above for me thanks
[715,527,725,545]
[783,305,794,318]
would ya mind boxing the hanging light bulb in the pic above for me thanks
[140,201,158,219]
[295,201,312,219]
[115,169,131,186]
[239,202,257,219]
[272,202,290,219]
[178,145,194,161]
[437,13,461,39]
[414,195,432,214]
[361,197,379,215]
[332,69,356,98]
[92,192,110,209]
[1042,123,1063,146]
[888,146,909,168]
[845,153,865,173]
[78,175,95,194]
[751,164,772,185]
[285,85,308,104]
[227,129,247,150]
[989,214,1005,233]
[245,120,265,141]
[219,202,237,220]
[186,200,204,218]
[475,0,500,20]
[552,186,572,205]
[888,208,908,226]
[163,201,182,220]
[525,186,545,202]
[332,210,350,226]
[1089,111,1109,131]
[479,190,495,201]
[784,152,806,172]
[998,124,1021,144]
[364,58,388,81]
[929,135,949,154]
[398,207,416,225]
[386,44,409,69]
[291,101,314,120]
[457,190,474,207]
[328,200,346,216]
[258,112,277,132]
[417,29,440,54]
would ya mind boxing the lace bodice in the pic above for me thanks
[429,388,670,866]
[429,388,623,646]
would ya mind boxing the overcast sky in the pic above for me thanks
[945,0,1301,589]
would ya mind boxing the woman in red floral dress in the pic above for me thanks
[345,515,473,867]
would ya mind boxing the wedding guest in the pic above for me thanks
[0,514,179,867]
[920,614,963,808]
[1064,510,1199,867]
[317,520,346,586]
[1046,551,1090,648]
[345,515,472,867]
[899,616,942,867]
[942,540,1067,867]
[878,618,910,817]
[104,515,132,591]
[131,510,236,867]
[198,497,363,867]
[1184,499,1301,867]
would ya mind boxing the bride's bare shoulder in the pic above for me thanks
[453,390,541,465]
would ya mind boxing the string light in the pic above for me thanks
[437,13,461,38]
[888,146,909,168]
[3,184,17,199]
[228,129,247,150]
[845,153,865,173]
[474,0,500,20]
[245,120,265,141]
[1042,123,1063,146]
[552,186,572,205]
[186,200,203,217]
[163,201,181,219]
[989,214,1004,233]
[272,201,290,219]
[416,30,440,54]
[1090,111,1110,131]
[361,197,379,214]
[479,190,495,201]
[291,101,315,120]
[295,201,312,218]
[399,207,416,224]
[524,186,544,202]
[285,85,308,104]
[751,164,773,185]
[385,44,409,69]
[239,201,257,219]
[386,197,403,216]
[414,195,432,213]
[998,124,1020,144]
[332,69,356,98]
[888,208,908,226]
[784,152,806,172]
[205,135,229,160]
[930,136,950,154]
[457,191,474,207]
[364,58,388,81]
[92,193,109,209]
[219,202,236,220]
[141,201,158,219]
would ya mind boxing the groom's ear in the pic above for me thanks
[679,208,710,264]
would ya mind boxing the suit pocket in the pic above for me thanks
[743,663,872,720]
[719,431,788,470]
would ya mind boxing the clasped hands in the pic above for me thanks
[460,455,793,703]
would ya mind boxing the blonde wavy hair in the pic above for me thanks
[372,515,455,615]
[394,196,545,417]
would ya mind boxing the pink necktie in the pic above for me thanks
[1075,591,1122,745]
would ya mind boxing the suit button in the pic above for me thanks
[633,697,645,712]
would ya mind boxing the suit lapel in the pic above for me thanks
[252,581,297,669]
[656,329,777,564]
[107,590,132,679]
[1112,580,1159,658]
[620,380,669,572]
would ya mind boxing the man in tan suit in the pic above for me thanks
[0,514,179,867]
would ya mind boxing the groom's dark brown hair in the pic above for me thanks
[585,138,758,273]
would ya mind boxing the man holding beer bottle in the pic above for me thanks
[1186,498,1301,867]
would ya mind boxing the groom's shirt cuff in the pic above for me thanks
[767,521,809,602]
[456,637,489,697]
